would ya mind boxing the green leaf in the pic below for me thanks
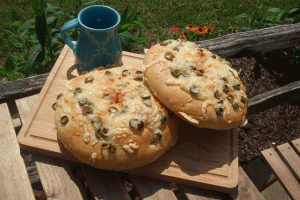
[12,21,22,29]
[35,15,48,48]
[15,54,24,63]
[0,26,15,34]
[19,19,35,33]
[81,0,99,6]
[234,14,250,20]
[27,48,45,69]
[30,0,44,16]
[268,8,282,13]
[288,8,300,17]
[132,21,147,30]
[47,16,58,28]
[9,34,24,48]
[11,8,21,23]
[275,11,286,22]
[46,3,63,14]
[32,44,42,52]
[4,54,15,71]
[20,29,29,42]
[120,23,136,31]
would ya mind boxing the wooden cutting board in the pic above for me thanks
[18,45,238,192]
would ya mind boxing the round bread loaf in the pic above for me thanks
[143,39,248,130]
[54,66,179,170]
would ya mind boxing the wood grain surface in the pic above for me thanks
[261,148,300,199]
[82,166,131,200]
[291,138,300,155]
[0,103,35,200]
[228,166,265,200]
[195,22,300,58]
[130,175,178,200]
[276,143,300,181]
[16,94,86,200]
[17,45,238,192]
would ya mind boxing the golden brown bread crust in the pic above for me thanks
[143,39,248,130]
[54,66,179,170]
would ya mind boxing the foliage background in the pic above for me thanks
[0,0,299,82]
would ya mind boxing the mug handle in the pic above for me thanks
[61,19,80,51]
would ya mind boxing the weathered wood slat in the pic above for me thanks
[0,103,35,200]
[291,138,300,155]
[228,166,265,200]
[81,166,131,200]
[16,95,85,200]
[261,148,300,199]
[196,22,300,58]
[179,184,221,200]
[0,73,49,102]
[276,143,300,181]
[130,175,178,200]
[34,155,86,200]
[248,80,300,115]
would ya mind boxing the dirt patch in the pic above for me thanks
[228,51,300,162]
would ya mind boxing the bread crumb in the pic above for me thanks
[123,145,134,153]
[91,141,99,146]
[83,132,91,143]
[129,142,139,149]
[91,152,97,160]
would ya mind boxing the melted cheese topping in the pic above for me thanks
[144,39,247,120]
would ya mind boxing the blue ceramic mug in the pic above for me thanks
[61,5,122,73]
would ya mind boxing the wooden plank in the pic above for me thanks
[130,174,178,200]
[228,166,265,200]
[0,103,35,200]
[248,81,300,115]
[195,22,300,58]
[291,138,300,155]
[16,95,85,200]
[261,148,300,199]
[0,73,49,102]
[241,157,276,192]
[81,166,131,200]
[34,155,86,200]
[179,184,221,200]
[276,143,300,181]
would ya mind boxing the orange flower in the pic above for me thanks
[185,24,193,31]
[182,31,190,39]
[194,26,205,35]
[206,26,214,35]
[203,26,213,35]
[171,26,180,33]
[178,31,189,40]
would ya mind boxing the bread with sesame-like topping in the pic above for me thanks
[143,39,248,130]
[53,66,179,170]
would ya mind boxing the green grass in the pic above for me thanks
[0,0,298,61]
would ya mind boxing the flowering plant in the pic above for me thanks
[170,24,214,41]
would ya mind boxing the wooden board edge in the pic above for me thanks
[17,45,71,142]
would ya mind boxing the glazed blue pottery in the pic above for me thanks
[61,5,122,73]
